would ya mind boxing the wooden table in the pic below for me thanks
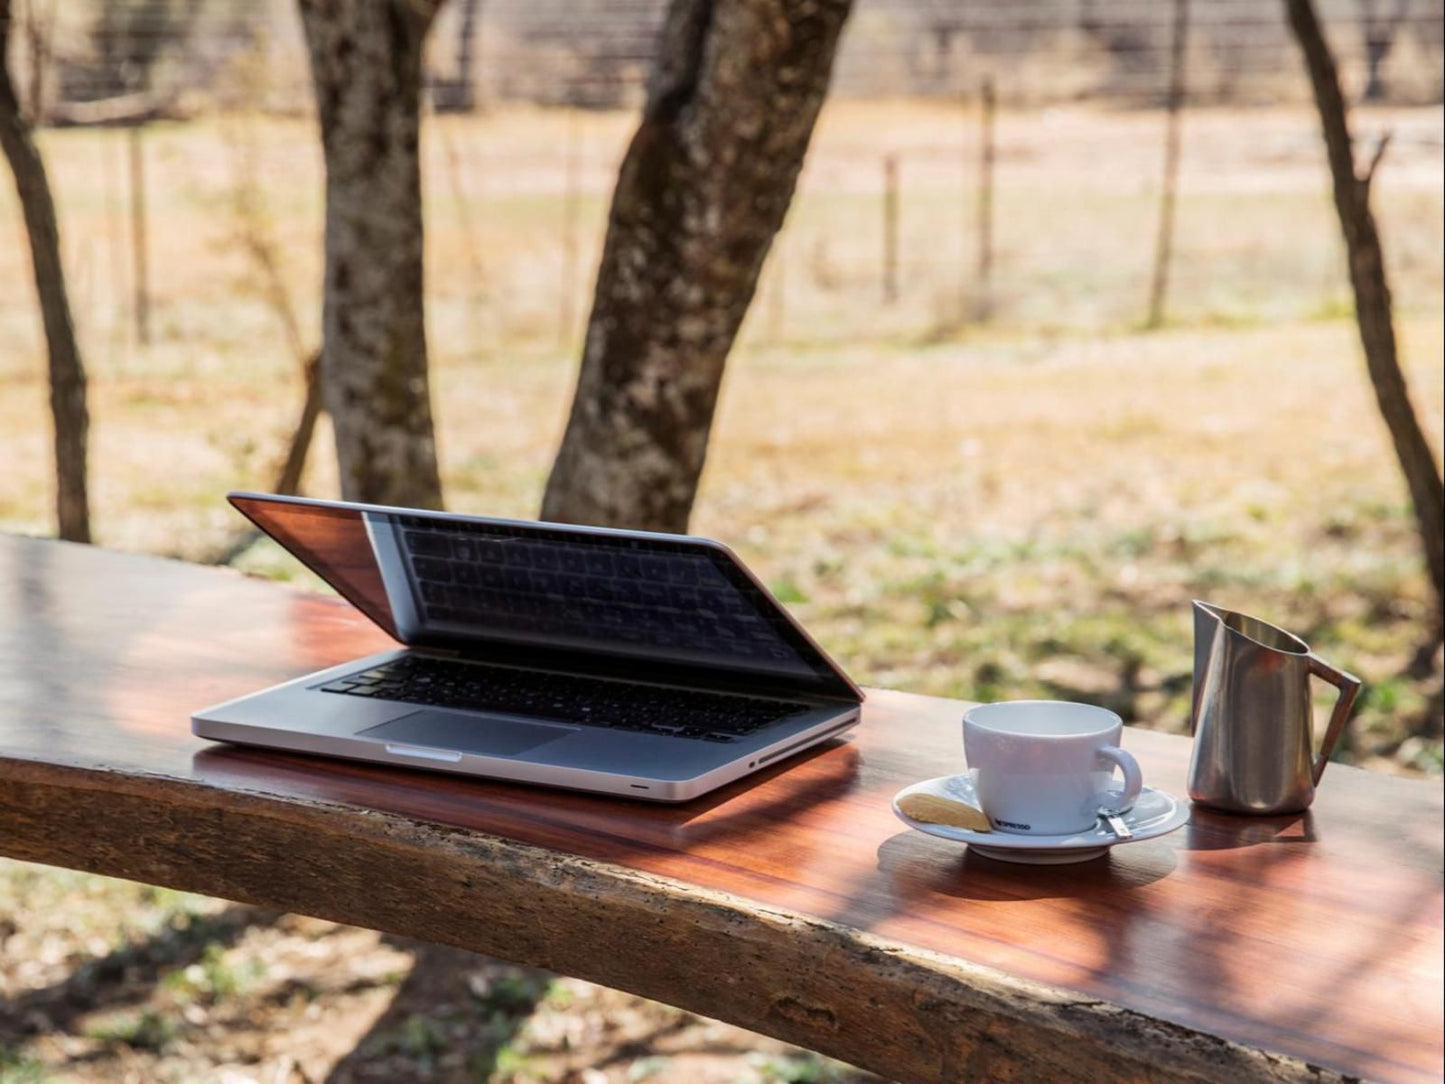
[1,535,1440,1083]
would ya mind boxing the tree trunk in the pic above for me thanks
[541,0,853,533]
[1286,0,1445,637]
[0,0,90,542]
[298,0,444,510]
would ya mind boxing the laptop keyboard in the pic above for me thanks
[319,655,810,743]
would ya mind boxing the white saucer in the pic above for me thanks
[891,774,1190,865]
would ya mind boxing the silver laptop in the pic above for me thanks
[192,493,864,802]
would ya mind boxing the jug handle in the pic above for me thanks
[1308,653,1362,786]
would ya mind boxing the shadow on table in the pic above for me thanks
[190,733,862,853]
[872,831,1177,903]
[1179,808,1316,850]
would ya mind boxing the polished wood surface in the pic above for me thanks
[1,535,1440,1082]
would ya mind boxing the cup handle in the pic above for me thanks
[1096,745,1143,814]
[1307,653,1362,786]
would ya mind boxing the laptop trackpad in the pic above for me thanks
[359,711,571,758]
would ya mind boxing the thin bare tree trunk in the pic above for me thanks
[1286,0,1445,638]
[0,0,90,542]
[541,0,853,532]
[298,0,444,509]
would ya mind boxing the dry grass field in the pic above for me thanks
[1,100,1442,1082]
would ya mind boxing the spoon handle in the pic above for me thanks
[1101,812,1133,839]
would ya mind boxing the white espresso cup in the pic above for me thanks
[963,700,1143,835]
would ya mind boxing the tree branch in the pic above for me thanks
[1361,129,1392,187]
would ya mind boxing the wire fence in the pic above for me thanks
[0,0,1441,370]
[11,0,1445,110]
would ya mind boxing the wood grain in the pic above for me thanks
[1,535,1440,1083]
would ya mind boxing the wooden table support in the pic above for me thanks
[1,536,1440,1083]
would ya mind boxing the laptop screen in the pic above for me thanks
[230,494,858,699]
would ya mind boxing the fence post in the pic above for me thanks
[100,130,126,364]
[958,90,969,321]
[1147,0,1189,329]
[558,108,581,349]
[975,77,996,322]
[128,124,150,346]
[430,102,487,348]
[882,154,899,304]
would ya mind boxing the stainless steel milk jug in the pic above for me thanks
[1188,601,1361,815]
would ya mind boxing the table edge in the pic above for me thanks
[0,755,1359,1084]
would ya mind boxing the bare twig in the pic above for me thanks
[272,351,324,497]
[1361,129,1392,187]
[201,121,326,564]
